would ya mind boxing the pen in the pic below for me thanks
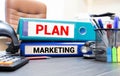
[90,18,103,34]
[106,23,112,62]
[114,17,119,29]
[113,16,119,46]
[92,19,101,29]
[98,19,104,29]
[107,23,112,29]
[97,19,109,47]
[106,23,112,46]
[26,56,51,60]
[112,16,119,62]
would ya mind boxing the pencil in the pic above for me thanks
[26,56,51,60]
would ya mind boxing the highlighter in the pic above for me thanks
[117,47,120,62]
[112,46,117,62]
[106,47,112,62]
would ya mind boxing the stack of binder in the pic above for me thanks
[17,18,95,57]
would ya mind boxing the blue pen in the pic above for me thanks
[112,16,119,62]
[98,19,109,47]
[98,19,104,29]
[98,19,104,35]
[113,16,119,46]
[114,17,119,29]
[91,19,103,34]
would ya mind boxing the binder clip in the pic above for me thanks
[81,41,95,59]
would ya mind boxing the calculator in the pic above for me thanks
[0,52,29,71]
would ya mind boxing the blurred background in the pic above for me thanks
[0,0,120,21]
[0,0,120,51]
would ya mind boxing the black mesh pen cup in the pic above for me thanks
[94,29,120,62]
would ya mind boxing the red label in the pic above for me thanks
[28,22,74,38]
[36,24,69,36]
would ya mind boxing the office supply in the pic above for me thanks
[20,42,85,57]
[0,52,29,71]
[91,19,103,34]
[95,29,108,47]
[106,23,113,46]
[106,23,113,62]
[112,47,117,62]
[97,19,109,47]
[90,12,115,17]
[113,17,119,28]
[98,19,104,28]
[92,21,107,48]
[111,17,119,63]
[106,47,112,62]
[107,23,112,29]
[94,16,120,63]
[113,16,119,46]
[81,41,95,59]
[26,56,51,60]
[117,47,120,62]
[0,20,19,54]
[17,18,95,41]
[95,28,120,62]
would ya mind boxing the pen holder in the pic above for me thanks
[95,29,120,62]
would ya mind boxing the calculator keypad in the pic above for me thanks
[0,54,21,65]
[0,52,29,71]
[0,55,21,65]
